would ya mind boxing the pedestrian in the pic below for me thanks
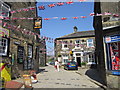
[55,60,60,71]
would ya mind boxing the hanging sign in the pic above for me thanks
[0,26,9,37]
[34,17,42,29]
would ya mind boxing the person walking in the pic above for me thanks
[55,60,60,72]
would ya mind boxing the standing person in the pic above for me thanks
[55,60,60,71]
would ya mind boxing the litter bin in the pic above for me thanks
[23,75,32,88]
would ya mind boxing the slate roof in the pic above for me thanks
[55,30,95,40]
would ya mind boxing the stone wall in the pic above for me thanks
[4,2,42,78]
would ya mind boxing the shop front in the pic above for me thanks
[0,26,11,87]
[105,35,120,75]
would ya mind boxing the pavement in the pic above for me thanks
[13,65,106,89]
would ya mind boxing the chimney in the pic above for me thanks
[73,26,78,33]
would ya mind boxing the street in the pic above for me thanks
[32,65,103,89]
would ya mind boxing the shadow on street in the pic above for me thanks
[85,69,105,85]
[36,68,48,74]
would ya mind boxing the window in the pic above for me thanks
[88,54,95,62]
[75,40,81,48]
[62,41,68,49]
[62,54,68,57]
[0,38,8,56]
[87,39,94,47]
[0,1,10,17]
[17,46,24,64]
[28,45,33,58]
[70,40,72,43]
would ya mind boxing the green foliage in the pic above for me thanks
[81,62,86,66]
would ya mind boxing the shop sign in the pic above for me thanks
[105,35,120,43]
[34,17,42,29]
[0,26,9,37]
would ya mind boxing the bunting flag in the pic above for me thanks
[79,0,86,2]
[56,2,64,6]
[66,1,74,4]
[61,17,67,20]
[38,6,45,10]
[80,16,87,18]
[48,4,56,8]
[44,18,51,20]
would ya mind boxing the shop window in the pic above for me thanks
[28,45,33,58]
[0,38,8,56]
[109,42,120,70]
[0,1,10,17]
[87,39,94,47]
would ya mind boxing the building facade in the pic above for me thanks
[0,1,46,82]
[94,1,120,88]
[55,27,96,67]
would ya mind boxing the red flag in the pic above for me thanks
[38,6,45,10]
[29,7,35,10]
[56,2,64,6]
[113,14,119,17]
[4,17,10,20]
[78,0,86,2]
[17,9,22,12]
[44,18,50,20]
[23,8,29,11]
[10,11,16,14]
[48,4,56,8]
[61,17,67,20]
[72,17,79,19]
[89,13,95,16]
[80,16,87,18]
[66,1,73,4]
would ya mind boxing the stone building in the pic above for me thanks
[55,27,96,67]
[94,1,120,88]
[0,1,46,80]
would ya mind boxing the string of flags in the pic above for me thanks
[0,0,87,15]
[0,12,119,20]
[0,21,55,42]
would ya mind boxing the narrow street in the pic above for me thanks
[32,65,103,89]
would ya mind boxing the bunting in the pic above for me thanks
[2,0,86,14]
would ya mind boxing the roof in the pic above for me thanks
[55,30,95,40]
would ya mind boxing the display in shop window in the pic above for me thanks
[110,42,120,70]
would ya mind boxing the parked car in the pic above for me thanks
[49,61,55,65]
[64,61,78,70]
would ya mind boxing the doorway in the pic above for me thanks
[76,57,81,67]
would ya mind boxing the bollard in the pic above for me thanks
[23,74,33,88]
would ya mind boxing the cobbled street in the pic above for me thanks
[32,65,103,89]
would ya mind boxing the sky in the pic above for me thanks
[36,1,94,56]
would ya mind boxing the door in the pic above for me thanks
[76,57,81,67]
